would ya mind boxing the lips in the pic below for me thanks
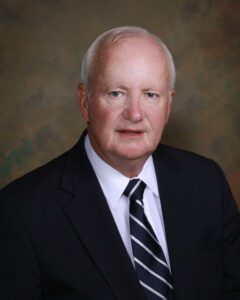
[117,129,144,136]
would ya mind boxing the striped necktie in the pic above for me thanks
[123,179,173,300]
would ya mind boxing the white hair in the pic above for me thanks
[80,26,176,92]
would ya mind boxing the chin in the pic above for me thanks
[116,148,151,161]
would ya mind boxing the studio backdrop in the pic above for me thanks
[0,0,239,206]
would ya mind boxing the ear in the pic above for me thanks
[77,83,89,122]
[165,89,175,124]
[171,89,176,98]
[165,101,172,124]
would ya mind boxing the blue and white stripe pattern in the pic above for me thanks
[123,179,173,300]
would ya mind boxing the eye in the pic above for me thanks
[109,91,122,97]
[145,92,159,98]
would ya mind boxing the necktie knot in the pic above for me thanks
[123,179,146,203]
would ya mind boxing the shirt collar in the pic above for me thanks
[138,156,159,198]
[84,135,159,208]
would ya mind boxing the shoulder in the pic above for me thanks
[0,152,67,198]
[154,143,229,191]
[154,144,239,217]
[0,133,87,197]
[156,143,221,172]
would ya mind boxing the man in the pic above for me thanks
[0,26,239,300]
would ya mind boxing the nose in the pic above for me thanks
[123,97,143,123]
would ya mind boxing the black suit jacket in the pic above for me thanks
[1,132,240,300]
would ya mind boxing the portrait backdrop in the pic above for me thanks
[0,0,239,207]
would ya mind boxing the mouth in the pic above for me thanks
[117,129,144,137]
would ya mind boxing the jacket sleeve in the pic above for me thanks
[0,194,41,300]
[214,164,240,299]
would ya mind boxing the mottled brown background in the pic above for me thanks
[0,0,239,207]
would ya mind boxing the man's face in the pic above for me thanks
[79,37,173,174]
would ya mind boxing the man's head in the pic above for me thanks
[81,26,176,94]
[78,26,176,177]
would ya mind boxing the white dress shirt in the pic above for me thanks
[84,135,171,268]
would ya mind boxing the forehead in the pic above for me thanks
[92,36,168,77]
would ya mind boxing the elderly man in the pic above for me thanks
[0,26,239,300]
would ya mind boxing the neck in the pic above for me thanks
[98,153,149,178]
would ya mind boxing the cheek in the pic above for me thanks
[149,109,169,129]
[159,102,171,124]
[90,105,119,131]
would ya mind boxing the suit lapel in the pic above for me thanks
[60,135,147,300]
[153,145,197,299]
